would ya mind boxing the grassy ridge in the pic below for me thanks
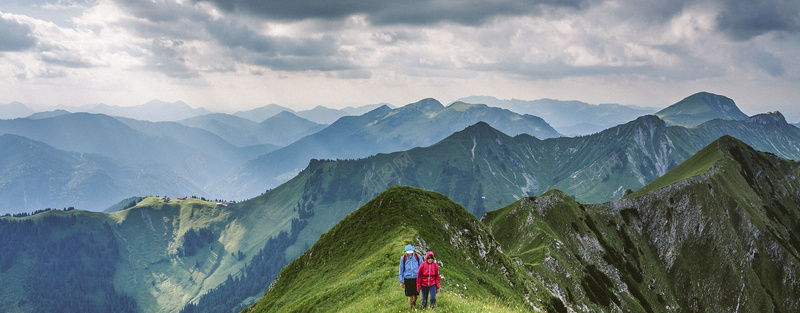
[245,186,554,312]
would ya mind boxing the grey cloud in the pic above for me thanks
[0,16,37,52]
[114,0,360,73]
[252,55,358,72]
[114,0,202,23]
[205,19,338,57]
[716,0,800,41]
[145,39,200,79]
[204,19,359,72]
[195,0,593,26]
[473,52,727,81]
[735,45,787,77]
[40,53,95,68]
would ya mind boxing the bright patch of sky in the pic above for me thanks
[0,0,798,119]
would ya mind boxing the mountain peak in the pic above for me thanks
[655,92,748,128]
[401,98,444,113]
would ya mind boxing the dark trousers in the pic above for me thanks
[421,285,437,307]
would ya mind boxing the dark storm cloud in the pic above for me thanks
[0,16,37,52]
[194,0,593,25]
[716,0,800,41]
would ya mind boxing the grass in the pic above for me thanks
[245,186,543,312]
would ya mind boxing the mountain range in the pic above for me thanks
[246,135,800,312]
[216,98,562,199]
[1,91,800,312]
[2,92,798,216]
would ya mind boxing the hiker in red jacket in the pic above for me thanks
[416,251,440,309]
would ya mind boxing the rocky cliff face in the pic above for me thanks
[484,136,800,312]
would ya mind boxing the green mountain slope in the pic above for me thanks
[244,186,559,312]
[483,136,800,312]
[0,191,307,313]
[216,98,561,199]
[655,92,748,127]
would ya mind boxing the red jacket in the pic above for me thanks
[417,251,440,290]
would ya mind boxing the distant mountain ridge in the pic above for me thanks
[88,100,212,122]
[457,95,658,136]
[215,98,562,198]
[178,111,325,147]
[232,103,391,124]
[0,102,35,119]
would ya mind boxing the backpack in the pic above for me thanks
[402,253,420,273]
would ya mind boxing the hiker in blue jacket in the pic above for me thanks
[399,244,422,309]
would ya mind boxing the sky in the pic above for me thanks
[0,0,798,118]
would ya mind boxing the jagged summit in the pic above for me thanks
[656,92,748,127]
[745,111,787,125]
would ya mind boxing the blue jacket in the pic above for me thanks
[399,250,422,282]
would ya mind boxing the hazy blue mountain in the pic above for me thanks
[340,103,392,116]
[232,103,293,123]
[178,111,325,147]
[112,116,249,173]
[655,91,748,127]
[87,100,211,122]
[0,113,196,164]
[554,122,609,136]
[458,95,658,134]
[0,113,240,211]
[177,113,261,147]
[0,134,126,214]
[26,109,71,119]
[254,111,327,146]
[0,102,35,119]
[215,98,562,198]
[294,105,344,124]
[293,103,396,124]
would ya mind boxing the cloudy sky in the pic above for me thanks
[0,0,798,117]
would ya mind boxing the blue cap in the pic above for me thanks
[405,245,414,253]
